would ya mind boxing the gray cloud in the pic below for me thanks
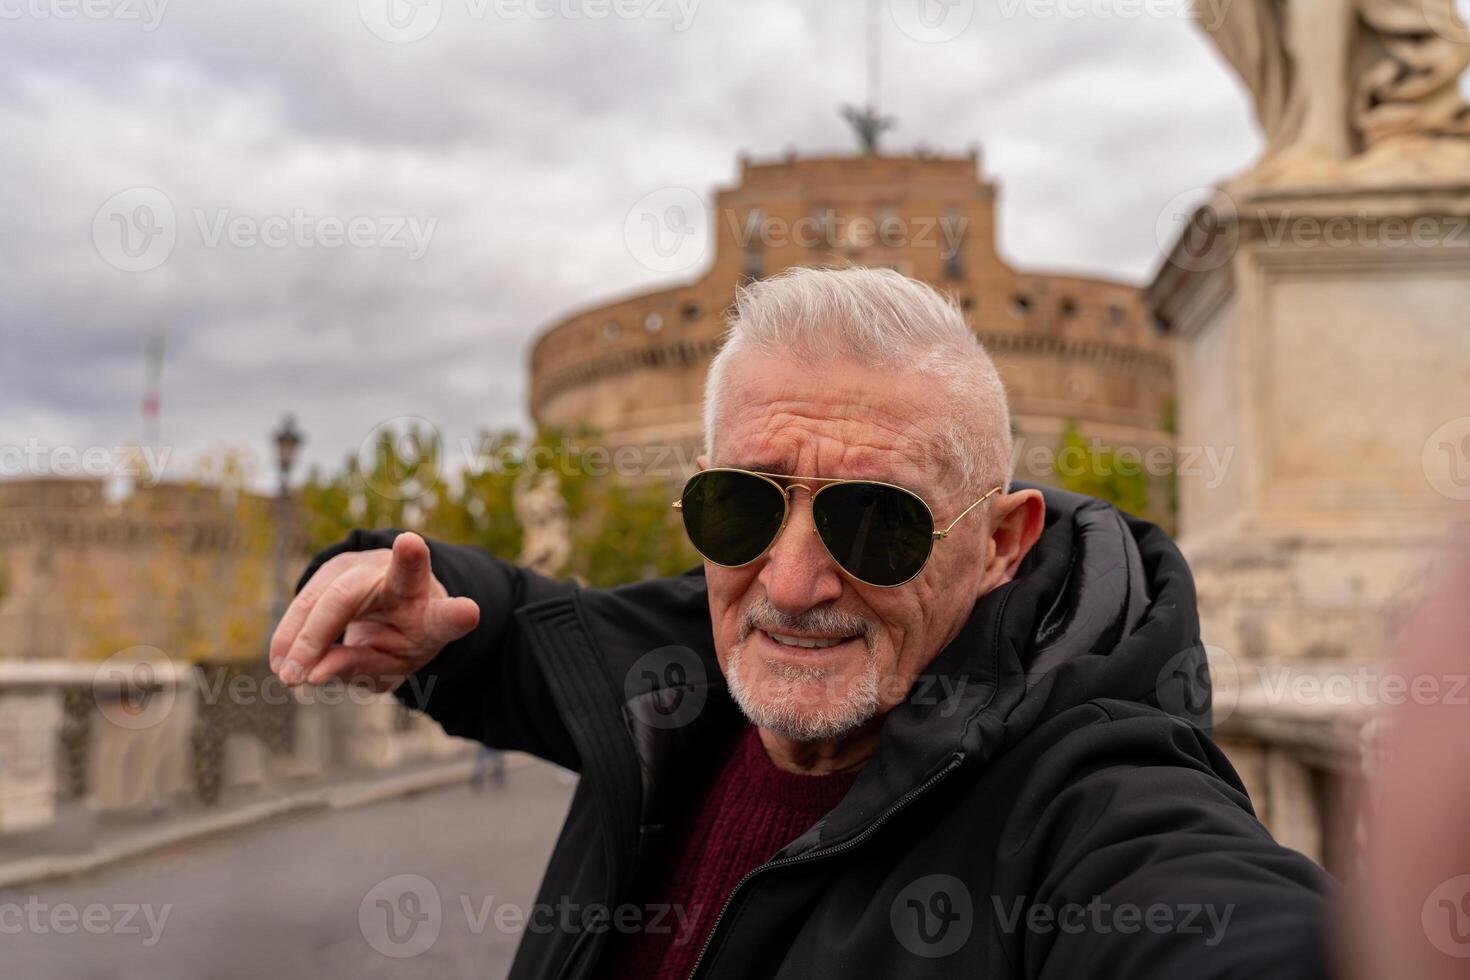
[0,0,1277,488]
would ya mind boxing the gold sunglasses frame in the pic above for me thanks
[672,467,1002,588]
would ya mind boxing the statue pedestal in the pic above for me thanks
[1148,184,1470,665]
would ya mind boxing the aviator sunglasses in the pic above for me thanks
[673,467,1002,588]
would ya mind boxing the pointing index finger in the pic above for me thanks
[384,531,432,600]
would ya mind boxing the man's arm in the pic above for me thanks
[287,529,583,771]
[1001,704,1331,979]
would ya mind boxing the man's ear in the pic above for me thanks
[980,488,1045,592]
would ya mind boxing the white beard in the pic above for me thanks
[724,640,881,743]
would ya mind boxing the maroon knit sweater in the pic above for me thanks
[602,723,860,979]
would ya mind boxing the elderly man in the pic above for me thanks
[271,267,1327,978]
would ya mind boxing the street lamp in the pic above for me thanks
[274,413,303,485]
[268,413,304,638]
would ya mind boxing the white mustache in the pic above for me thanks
[738,596,874,647]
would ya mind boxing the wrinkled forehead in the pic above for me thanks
[712,353,957,492]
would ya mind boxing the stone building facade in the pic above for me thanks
[530,150,1176,505]
[0,477,290,663]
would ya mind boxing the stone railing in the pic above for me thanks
[1214,663,1377,878]
[0,660,472,837]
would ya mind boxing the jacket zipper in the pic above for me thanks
[685,751,965,980]
[552,914,597,980]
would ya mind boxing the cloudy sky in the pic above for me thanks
[1,0,1282,491]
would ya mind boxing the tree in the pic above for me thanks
[296,424,699,587]
[1053,420,1155,523]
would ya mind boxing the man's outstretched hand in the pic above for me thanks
[269,532,480,692]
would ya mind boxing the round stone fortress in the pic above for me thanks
[529,149,1175,498]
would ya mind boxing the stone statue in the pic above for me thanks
[513,468,572,577]
[841,103,895,156]
[1197,0,1470,185]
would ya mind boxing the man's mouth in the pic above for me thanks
[761,630,861,651]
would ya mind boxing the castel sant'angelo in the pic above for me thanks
[529,130,1175,506]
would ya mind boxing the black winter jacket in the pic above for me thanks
[298,485,1330,979]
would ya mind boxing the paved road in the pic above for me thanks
[2,760,576,980]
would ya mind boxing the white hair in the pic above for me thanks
[702,266,1013,496]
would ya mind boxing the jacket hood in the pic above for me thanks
[569,483,1206,859]
[777,482,1206,853]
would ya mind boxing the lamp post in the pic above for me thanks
[268,413,304,638]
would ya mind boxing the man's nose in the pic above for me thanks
[757,490,844,614]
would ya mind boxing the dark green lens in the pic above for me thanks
[680,470,787,567]
[813,482,934,586]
